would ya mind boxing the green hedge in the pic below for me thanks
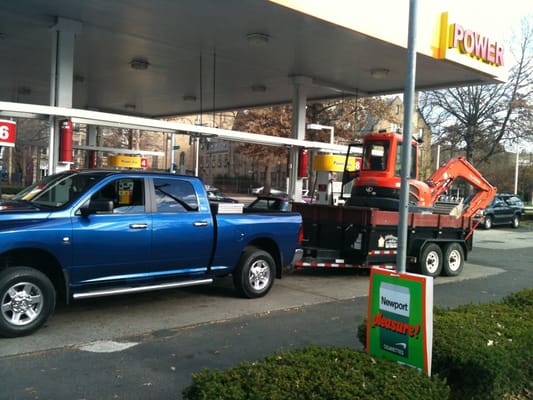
[183,346,449,400]
[432,289,533,400]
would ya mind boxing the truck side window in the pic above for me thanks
[153,178,198,213]
[114,179,145,213]
[91,178,145,214]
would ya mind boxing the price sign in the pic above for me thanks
[0,119,17,147]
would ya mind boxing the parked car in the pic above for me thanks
[477,193,525,229]
[206,189,238,203]
[245,195,290,212]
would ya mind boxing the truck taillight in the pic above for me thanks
[298,224,304,243]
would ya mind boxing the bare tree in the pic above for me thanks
[419,18,533,165]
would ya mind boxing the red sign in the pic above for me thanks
[140,157,148,168]
[0,119,17,147]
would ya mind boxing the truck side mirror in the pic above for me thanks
[79,200,114,217]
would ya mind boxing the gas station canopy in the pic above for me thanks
[0,0,506,119]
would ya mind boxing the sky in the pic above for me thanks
[447,0,533,43]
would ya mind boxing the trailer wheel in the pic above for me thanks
[233,247,275,299]
[442,243,464,276]
[0,267,56,338]
[419,243,442,277]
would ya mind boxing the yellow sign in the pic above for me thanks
[108,155,143,168]
[313,155,361,172]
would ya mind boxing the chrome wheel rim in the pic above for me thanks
[1,282,43,326]
[248,260,271,291]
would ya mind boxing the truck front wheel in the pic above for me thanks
[0,267,56,338]
[419,243,442,277]
[442,243,464,276]
[233,247,275,298]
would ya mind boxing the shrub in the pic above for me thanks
[433,292,533,400]
[183,346,450,400]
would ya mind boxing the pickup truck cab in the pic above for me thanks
[0,170,302,337]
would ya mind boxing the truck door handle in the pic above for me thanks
[129,223,148,229]
[193,221,208,227]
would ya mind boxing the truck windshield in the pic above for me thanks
[13,172,103,208]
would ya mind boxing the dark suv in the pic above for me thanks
[478,193,525,229]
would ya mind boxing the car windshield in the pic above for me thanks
[12,171,104,208]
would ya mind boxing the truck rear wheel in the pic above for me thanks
[0,267,56,338]
[419,243,442,277]
[233,247,275,298]
[442,243,464,276]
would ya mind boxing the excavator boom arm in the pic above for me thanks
[426,156,497,217]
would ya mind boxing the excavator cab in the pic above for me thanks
[346,131,419,210]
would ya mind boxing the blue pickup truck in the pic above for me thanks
[0,170,302,337]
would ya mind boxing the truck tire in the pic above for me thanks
[483,215,493,230]
[419,243,442,277]
[0,267,56,338]
[233,247,275,299]
[442,243,464,276]
[511,215,520,229]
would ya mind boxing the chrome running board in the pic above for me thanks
[72,278,214,300]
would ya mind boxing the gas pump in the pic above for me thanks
[313,154,361,205]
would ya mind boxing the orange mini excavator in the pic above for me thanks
[345,131,497,218]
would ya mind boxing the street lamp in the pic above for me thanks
[514,142,519,194]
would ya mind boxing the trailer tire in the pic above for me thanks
[0,267,56,338]
[442,243,464,276]
[419,243,442,277]
[233,247,275,299]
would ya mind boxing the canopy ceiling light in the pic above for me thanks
[370,68,390,79]
[246,32,270,46]
[183,95,197,102]
[130,57,150,70]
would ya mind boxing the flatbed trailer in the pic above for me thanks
[292,203,475,277]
